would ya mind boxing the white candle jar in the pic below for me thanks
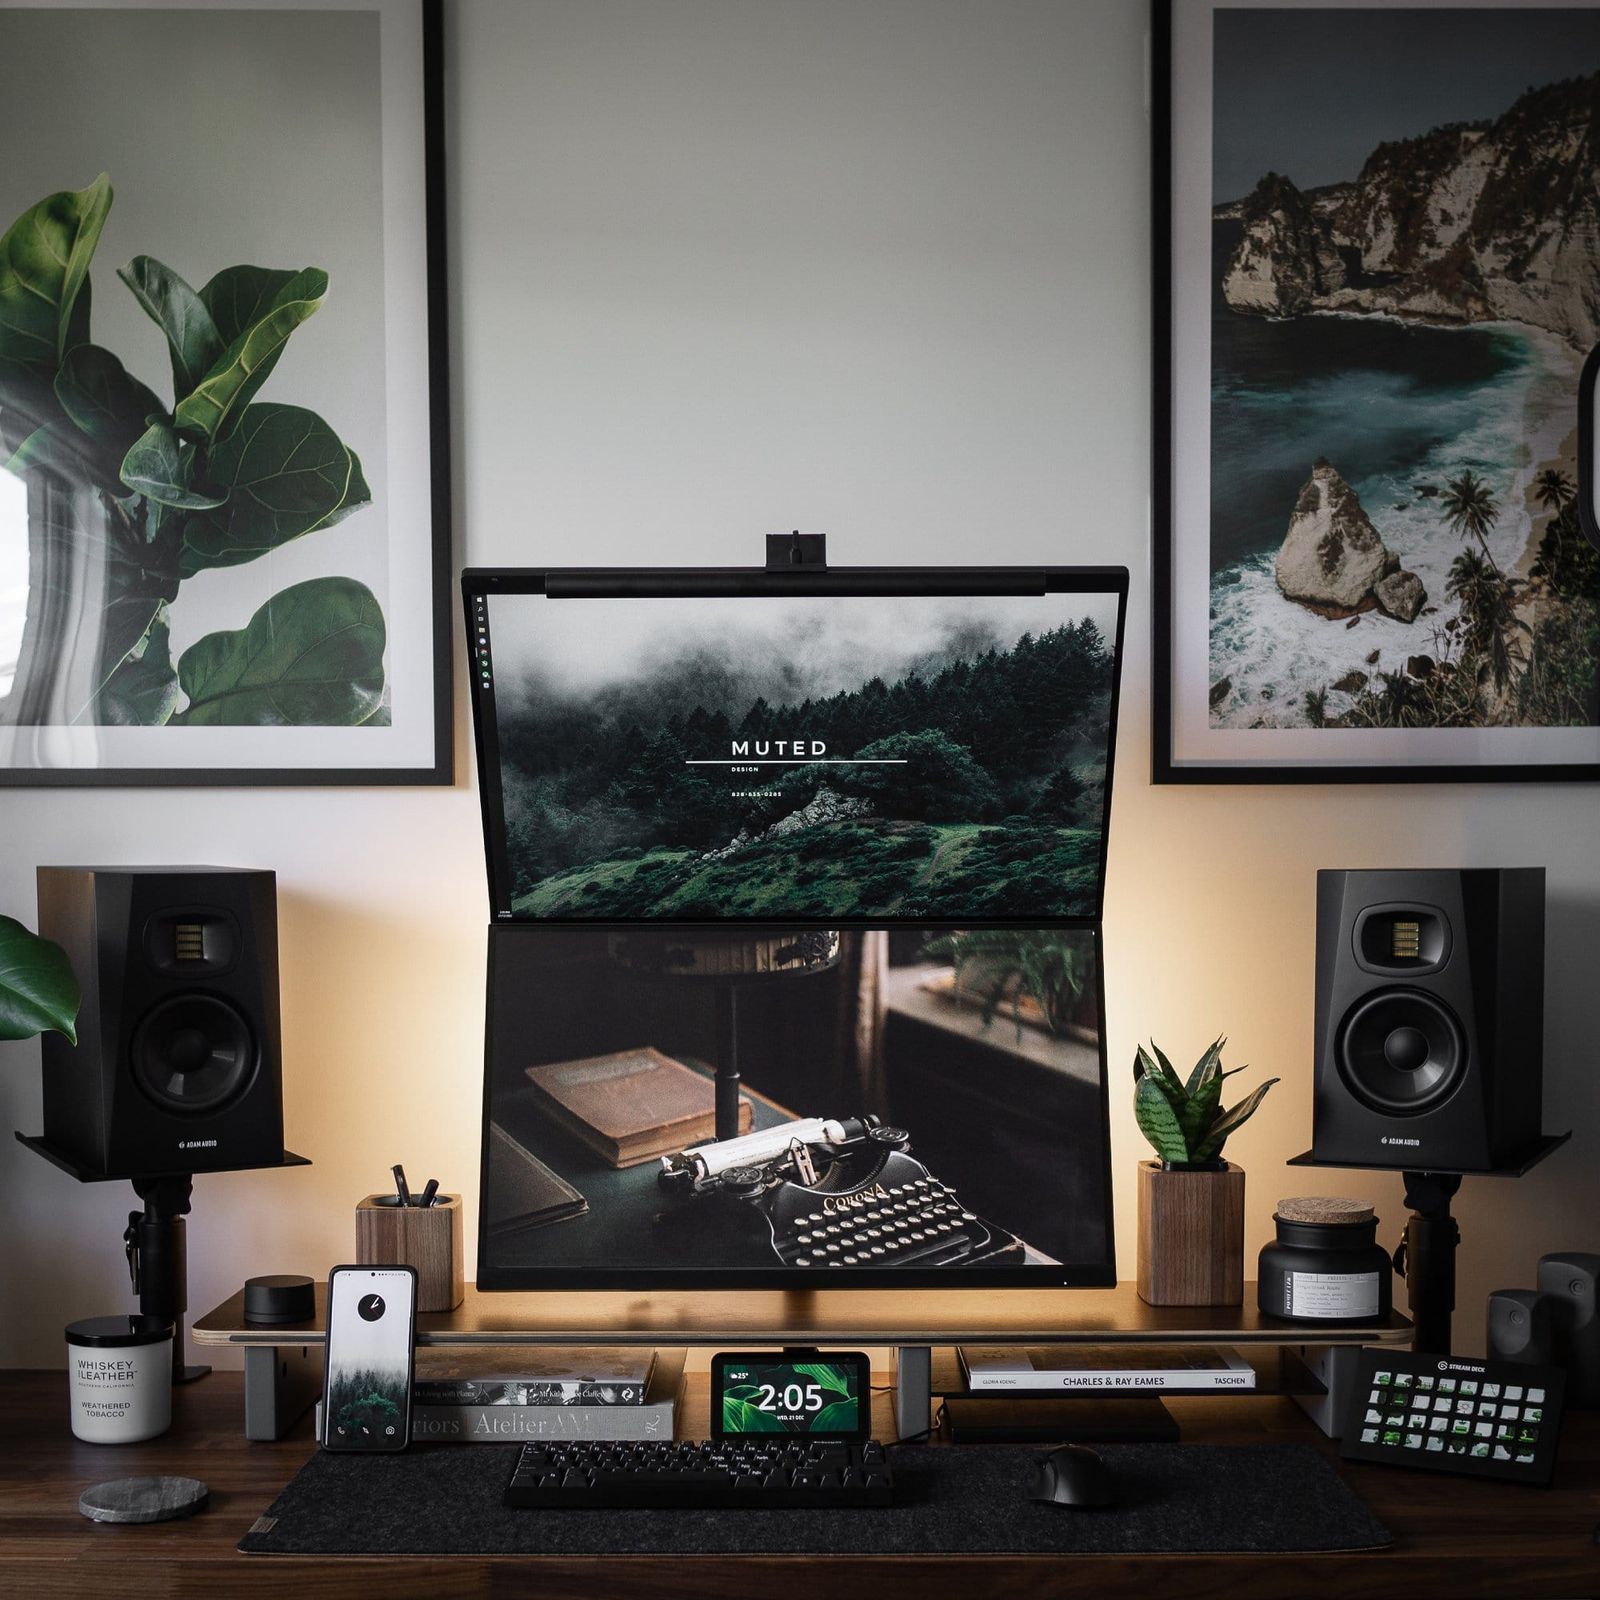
[65,1316,173,1443]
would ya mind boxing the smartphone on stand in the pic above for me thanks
[321,1264,417,1451]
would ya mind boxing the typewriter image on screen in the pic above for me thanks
[657,1114,1026,1269]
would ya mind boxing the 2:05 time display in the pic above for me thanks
[711,1351,871,1441]
[749,1379,827,1419]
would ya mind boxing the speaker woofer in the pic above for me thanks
[1336,988,1465,1115]
[130,994,258,1115]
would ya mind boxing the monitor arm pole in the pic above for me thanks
[1394,1170,1462,1355]
[124,1174,211,1384]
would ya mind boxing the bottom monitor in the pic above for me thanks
[478,923,1114,1289]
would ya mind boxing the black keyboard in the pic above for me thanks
[503,1436,895,1508]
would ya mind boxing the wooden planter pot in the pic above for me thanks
[1136,1160,1246,1307]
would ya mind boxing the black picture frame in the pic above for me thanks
[0,0,453,787]
[1152,0,1600,785]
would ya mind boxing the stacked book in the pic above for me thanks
[958,1345,1257,1392]
[524,1047,752,1168]
[320,1350,683,1443]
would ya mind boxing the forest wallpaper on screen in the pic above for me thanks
[486,592,1120,920]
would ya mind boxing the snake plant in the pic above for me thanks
[1133,1037,1277,1167]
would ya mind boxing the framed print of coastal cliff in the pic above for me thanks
[0,0,452,785]
[1154,0,1600,782]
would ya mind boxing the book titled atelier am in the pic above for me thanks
[412,1352,685,1442]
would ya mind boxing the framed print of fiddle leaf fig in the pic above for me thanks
[0,0,450,785]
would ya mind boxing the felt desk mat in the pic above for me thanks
[238,1443,1391,1556]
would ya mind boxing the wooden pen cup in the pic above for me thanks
[355,1194,464,1313]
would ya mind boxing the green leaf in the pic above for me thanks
[54,343,164,461]
[173,267,327,442]
[1184,1035,1226,1097]
[0,174,111,385]
[92,527,182,700]
[5,421,105,484]
[791,1363,851,1396]
[720,1395,784,1433]
[117,256,223,400]
[814,1399,859,1434]
[120,419,227,509]
[1151,1041,1185,1093]
[1134,1073,1193,1163]
[0,915,80,1044]
[1179,1069,1224,1152]
[178,403,369,576]
[88,605,179,726]
[173,575,385,726]
[1192,1077,1281,1163]
[1134,1042,1187,1106]
[198,264,298,344]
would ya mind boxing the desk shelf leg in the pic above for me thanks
[896,1345,932,1440]
[243,1344,323,1441]
[1291,1344,1364,1440]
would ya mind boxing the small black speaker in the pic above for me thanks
[1487,1288,1554,1367]
[37,866,284,1178]
[1311,868,1544,1172]
[1538,1252,1600,1407]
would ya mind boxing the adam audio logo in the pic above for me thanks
[179,1138,218,1150]
[1380,1136,1421,1148]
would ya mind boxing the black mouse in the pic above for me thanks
[1029,1443,1116,1508]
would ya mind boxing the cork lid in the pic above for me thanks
[1276,1196,1374,1225]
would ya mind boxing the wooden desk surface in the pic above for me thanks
[3,1368,1597,1599]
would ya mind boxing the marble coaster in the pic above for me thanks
[79,1476,209,1524]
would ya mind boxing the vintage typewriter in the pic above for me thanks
[657,1114,1025,1268]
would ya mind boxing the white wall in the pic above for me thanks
[1,0,1594,1367]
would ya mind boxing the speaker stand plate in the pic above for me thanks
[1287,1131,1571,1179]
[176,1363,212,1384]
[12,1132,311,1182]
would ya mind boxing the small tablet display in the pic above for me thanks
[711,1349,871,1442]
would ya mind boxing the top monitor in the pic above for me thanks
[465,564,1127,924]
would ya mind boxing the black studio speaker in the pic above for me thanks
[1538,1253,1600,1407]
[1311,868,1544,1172]
[1487,1288,1555,1367]
[36,867,285,1178]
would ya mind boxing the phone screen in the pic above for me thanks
[322,1266,416,1451]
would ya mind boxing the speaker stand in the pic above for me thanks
[1289,1136,1570,1357]
[124,1175,210,1385]
[1395,1170,1461,1355]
